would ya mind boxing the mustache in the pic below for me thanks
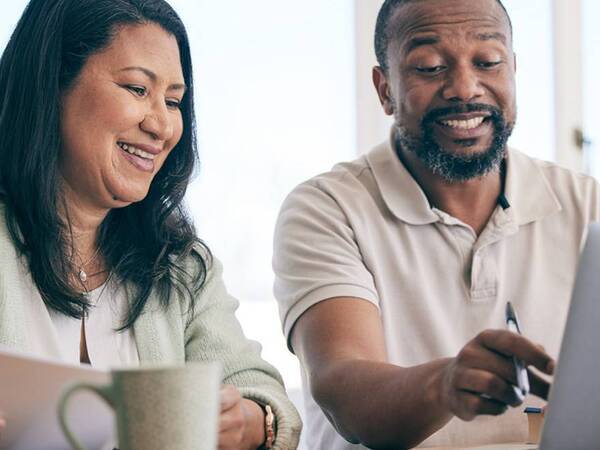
[422,103,504,125]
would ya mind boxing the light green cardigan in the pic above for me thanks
[0,206,301,449]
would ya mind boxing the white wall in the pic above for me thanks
[583,0,600,176]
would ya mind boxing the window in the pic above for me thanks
[169,0,357,410]
[502,0,555,161]
[0,3,27,45]
[583,0,600,176]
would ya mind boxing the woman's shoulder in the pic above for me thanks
[0,201,20,280]
[173,240,216,281]
[0,201,14,253]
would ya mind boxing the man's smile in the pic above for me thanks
[433,114,493,141]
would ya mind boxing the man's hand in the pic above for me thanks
[218,385,265,450]
[440,329,555,421]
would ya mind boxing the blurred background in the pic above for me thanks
[1,1,598,448]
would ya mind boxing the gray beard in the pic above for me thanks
[395,126,508,182]
[393,106,514,183]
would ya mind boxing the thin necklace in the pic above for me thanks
[77,246,102,284]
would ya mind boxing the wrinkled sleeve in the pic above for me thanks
[273,178,379,349]
[184,257,301,450]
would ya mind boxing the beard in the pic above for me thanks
[395,103,514,183]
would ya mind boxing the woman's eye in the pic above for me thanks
[126,85,147,96]
[166,99,182,110]
[415,65,446,74]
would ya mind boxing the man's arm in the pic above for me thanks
[292,297,555,449]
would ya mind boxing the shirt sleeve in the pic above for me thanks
[273,178,379,348]
[184,257,302,450]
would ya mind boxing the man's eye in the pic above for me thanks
[477,61,502,69]
[126,85,147,96]
[415,66,446,74]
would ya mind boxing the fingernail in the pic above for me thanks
[512,385,525,403]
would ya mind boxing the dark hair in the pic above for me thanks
[0,0,210,328]
[375,0,513,73]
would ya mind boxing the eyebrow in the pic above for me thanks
[403,31,508,56]
[476,32,508,44]
[118,66,187,92]
[404,36,440,54]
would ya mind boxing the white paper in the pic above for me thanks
[0,349,115,450]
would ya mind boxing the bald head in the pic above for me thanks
[375,0,512,73]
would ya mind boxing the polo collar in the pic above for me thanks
[366,130,561,226]
[366,133,439,225]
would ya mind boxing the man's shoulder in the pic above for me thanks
[509,148,600,224]
[285,141,390,203]
[303,154,371,190]
[511,148,599,195]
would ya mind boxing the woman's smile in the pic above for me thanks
[117,141,162,173]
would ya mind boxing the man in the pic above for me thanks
[273,0,600,448]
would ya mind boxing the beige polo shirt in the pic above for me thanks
[273,137,600,449]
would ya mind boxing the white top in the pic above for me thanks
[29,274,140,369]
[273,137,600,449]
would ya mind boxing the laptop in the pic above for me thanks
[537,222,600,449]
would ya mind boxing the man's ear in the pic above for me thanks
[372,66,395,116]
[513,52,517,73]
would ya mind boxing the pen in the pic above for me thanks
[505,302,530,401]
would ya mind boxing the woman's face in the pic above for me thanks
[59,22,185,209]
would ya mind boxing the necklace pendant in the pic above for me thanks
[79,269,87,283]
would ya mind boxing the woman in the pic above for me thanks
[0,0,301,449]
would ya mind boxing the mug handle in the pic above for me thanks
[58,382,113,450]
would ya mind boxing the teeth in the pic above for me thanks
[440,117,485,130]
[117,142,155,160]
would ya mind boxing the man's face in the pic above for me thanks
[376,0,517,182]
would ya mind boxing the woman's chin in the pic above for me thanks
[106,185,151,207]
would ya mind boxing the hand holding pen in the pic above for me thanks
[505,302,530,401]
[439,310,556,422]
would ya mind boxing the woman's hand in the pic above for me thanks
[219,385,266,450]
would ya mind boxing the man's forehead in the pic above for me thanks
[389,0,511,47]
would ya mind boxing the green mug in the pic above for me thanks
[58,362,221,450]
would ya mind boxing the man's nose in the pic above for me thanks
[140,101,174,142]
[442,65,485,102]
